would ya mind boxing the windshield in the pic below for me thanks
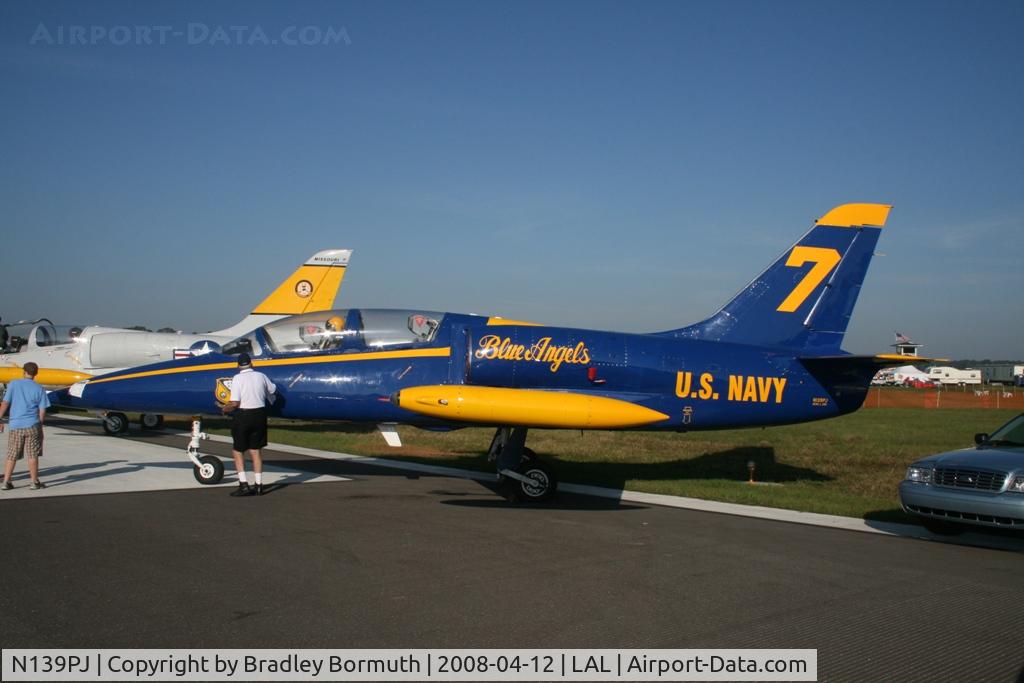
[234,309,444,355]
[221,331,262,358]
[987,414,1024,446]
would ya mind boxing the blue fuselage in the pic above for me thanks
[55,310,871,431]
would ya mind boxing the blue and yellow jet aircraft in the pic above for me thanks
[55,203,914,501]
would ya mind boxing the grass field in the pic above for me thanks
[167,408,1019,523]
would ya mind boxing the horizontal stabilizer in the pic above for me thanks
[394,385,669,429]
[801,354,946,367]
[796,354,933,414]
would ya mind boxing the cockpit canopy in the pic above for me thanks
[2,318,84,352]
[222,309,444,357]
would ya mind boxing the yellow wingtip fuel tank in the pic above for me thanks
[0,366,93,387]
[396,385,670,429]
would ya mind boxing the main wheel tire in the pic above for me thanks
[513,460,557,502]
[102,412,130,436]
[193,455,225,485]
[140,414,164,430]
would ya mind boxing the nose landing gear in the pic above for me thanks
[185,417,225,485]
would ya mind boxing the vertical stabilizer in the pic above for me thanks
[251,249,351,315]
[213,249,352,338]
[661,204,890,352]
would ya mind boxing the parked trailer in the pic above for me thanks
[977,364,1022,385]
[926,366,982,386]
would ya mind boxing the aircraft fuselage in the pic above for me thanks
[58,311,869,432]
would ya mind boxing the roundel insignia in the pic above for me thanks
[295,279,314,298]
[189,340,221,356]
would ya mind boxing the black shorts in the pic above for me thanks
[231,408,268,452]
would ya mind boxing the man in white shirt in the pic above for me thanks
[221,353,276,496]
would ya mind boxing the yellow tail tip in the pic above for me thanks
[816,203,892,228]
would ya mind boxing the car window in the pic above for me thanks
[988,414,1024,445]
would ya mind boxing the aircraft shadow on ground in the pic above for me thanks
[55,419,830,486]
[47,420,1024,547]
[422,445,831,511]
[49,420,832,511]
[545,445,831,489]
[441,494,647,511]
[31,455,341,490]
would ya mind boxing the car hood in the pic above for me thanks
[914,446,1024,472]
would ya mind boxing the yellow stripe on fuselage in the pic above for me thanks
[486,317,543,327]
[88,347,451,385]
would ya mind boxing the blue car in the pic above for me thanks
[900,413,1024,533]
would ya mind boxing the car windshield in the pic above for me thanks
[986,414,1024,446]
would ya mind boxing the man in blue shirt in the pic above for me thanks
[0,362,51,490]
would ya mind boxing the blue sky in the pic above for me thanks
[1,1,1021,359]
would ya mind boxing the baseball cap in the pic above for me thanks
[237,353,252,368]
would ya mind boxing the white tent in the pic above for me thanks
[892,365,931,384]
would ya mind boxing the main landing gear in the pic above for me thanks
[100,412,164,436]
[185,417,224,485]
[488,427,557,503]
[140,413,164,430]
[101,411,130,436]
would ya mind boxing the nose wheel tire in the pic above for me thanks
[102,412,130,436]
[193,455,225,485]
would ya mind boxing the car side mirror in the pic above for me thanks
[974,433,989,445]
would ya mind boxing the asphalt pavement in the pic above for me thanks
[1,417,1022,682]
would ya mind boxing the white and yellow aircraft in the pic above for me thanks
[0,249,351,431]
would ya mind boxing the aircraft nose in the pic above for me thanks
[50,380,97,409]
[48,387,73,407]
